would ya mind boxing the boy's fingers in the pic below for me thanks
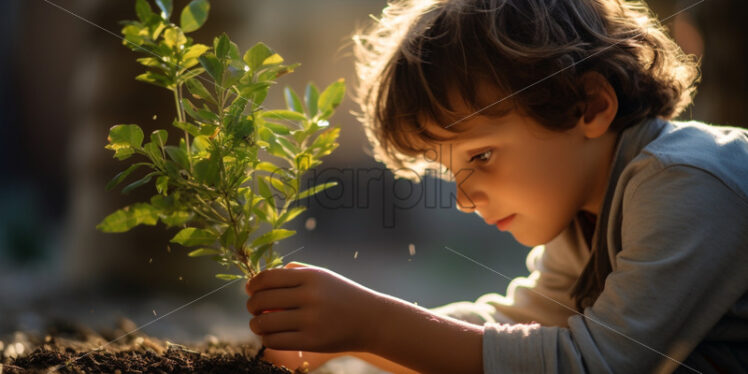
[246,287,302,316]
[249,309,303,336]
[247,267,306,296]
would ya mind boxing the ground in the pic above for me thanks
[1,319,303,374]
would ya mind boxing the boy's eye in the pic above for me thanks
[469,150,492,163]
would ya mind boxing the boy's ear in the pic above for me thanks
[577,71,618,139]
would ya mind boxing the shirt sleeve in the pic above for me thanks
[430,237,583,327]
[482,164,748,373]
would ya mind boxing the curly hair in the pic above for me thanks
[351,0,701,312]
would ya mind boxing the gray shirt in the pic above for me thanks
[430,117,748,373]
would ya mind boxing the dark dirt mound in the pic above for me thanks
[1,319,301,373]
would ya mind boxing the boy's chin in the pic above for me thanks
[514,235,543,248]
[511,228,556,248]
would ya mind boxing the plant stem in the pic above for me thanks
[195,194,225,221]
[173,84,193,170]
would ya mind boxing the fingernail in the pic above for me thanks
[289,261,313,267]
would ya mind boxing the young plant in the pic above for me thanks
[97,0,343,280]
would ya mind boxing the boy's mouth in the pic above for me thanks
[493,214,516,231]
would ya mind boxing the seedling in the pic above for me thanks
[97,0,343,280]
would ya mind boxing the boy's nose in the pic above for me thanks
[456,188,488,213]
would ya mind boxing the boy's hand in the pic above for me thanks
[245,262,382,353]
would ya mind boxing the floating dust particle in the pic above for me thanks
[167,245,171,253]
[152,309,157,316]
[298,351,303,358]
[148,258,153,264]
[353,251,358,259]
[4,343,16,359]
[408,243,416,256]
[178,276,183,281]
[206,335,219,345]
[305,217,316,231]
[152,114,157,120]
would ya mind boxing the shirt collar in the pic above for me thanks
[581,116,668,252]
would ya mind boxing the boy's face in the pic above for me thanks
[423,96,618,247]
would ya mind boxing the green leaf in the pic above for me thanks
[276,206,306,226]
[170,227,217,246]
[269,175,295,199]
[165,145,189,168]
[192,135,212,152]
[228,40,241,61]
[98,209,135,233]
[108,124,144,148]
[178,67,205,83]
[263,110,307,122]
[318,78,346,113]
[163,28,187,49]
[121,24,146,47]
[106,163,150,191]
[122,172,159,194]
[199,124,218,137]
[97,203,158,233]
[256,176,273,200]
[151,129,168,148]
[267,257,284,269]
[262,121,291,136]
[156,175,169,195]
[173,120,200,137]
[150,21,167,39]
[219,226,236,247]
[193,157,220,185]
[255,161,282,174]
[182,43,210,61]
[132,203,160,226]
[136,71,173,89]
[188,248,221,257]
[137,57,162,68]
[243,42,274,72]
[263,53,283,66]
[230,117,254,140]
[161,211,193,226]
[284,87,304,113]
[214,33,230,59]
[252,200,276,222]
[185,78,216,105]
[180,0,210,33]
[109,147,135,161]
[143,142,163,165]
[251,229,296,247]
[199,54,223,82]
[250,243,272,266]
[305,83,319,117]
[294,181,338,201]
[135,0,154,23]
[276,137,299,155]
[216,274,243,281]
[155,0,173,20]
[311,127,341,157]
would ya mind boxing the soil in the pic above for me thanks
[1,319,304,374]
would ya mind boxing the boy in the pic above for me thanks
[245,0,748,372]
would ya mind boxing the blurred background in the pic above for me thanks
[0,0,745,360]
